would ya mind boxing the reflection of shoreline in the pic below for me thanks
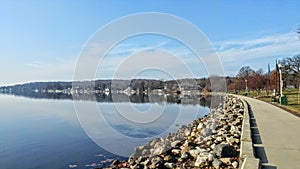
[0,92,221,107]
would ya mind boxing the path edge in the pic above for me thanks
[239,97,261,169]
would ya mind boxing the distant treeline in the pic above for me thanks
[0,77,234,94]
[228,54,300,93]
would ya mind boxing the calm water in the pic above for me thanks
[0,94,211,169]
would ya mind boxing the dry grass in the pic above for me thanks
[230,89,300,115]
[280,89,300,114]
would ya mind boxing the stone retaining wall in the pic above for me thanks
[239,98,261,169]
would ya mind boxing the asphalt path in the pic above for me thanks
[239,96,300,169]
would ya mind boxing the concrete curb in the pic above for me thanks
[239,98,261,169]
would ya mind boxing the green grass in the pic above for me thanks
[280,89,300,114]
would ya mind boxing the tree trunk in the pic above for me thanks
[298,83,300,104]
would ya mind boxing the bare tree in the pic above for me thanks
[237,66,255,79]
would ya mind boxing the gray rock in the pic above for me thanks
[194,155,208,167]
[149,138,159,147]
[207,153,214,161]
[135,145,144,152]
[153,145,164,155]
[141,149,150,156]
[201,128,212,136]
[171,140,181,147]
[181,152,189,159]
[224,125,230,131]
[189,148,206,158]
[212,159,223,169]
[164,162,175,169]
[213,144,237,157]
[189,149,200,158]
[150,156,163,165]
[232,161,238,168]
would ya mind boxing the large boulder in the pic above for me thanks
[213,144,237,157]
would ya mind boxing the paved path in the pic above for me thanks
[239,96,300,169]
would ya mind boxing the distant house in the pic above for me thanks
[104,88,110,93]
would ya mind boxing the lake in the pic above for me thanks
[0,93,212,169]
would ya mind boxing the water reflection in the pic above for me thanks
[0,95,126,169]
[0,93,223,168]
[2,91,216,107]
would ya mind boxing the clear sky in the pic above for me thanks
[1,0,299,85]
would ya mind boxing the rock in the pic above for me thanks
[230,125,237,131]
[149,148,154,155]
[153,146,164,155]
[128,157,135,165]
[164,162,175,169]
[232,161,238,168]
[189,149,199,158]
[207,153,214,161]
[183,140,197,147]
[189,148,206,158]
[201,128,212,136]
[149,138,159,147]
[180,143,190,153]
[142,159,150,166]
[135,146,144,152]
[210,143,216,149]
[194,155,208,167]
[209,121,217,130]
[171,140,181,147]
[219,158,231,165]
[233,133,240,138]
[171,149,181,155]
[212,159,223,169]
[216,136,223,142]
[217,131,224,136]
[141,149,150,156]
[213,144,237,157]
[150,156,163,166]
[185,131,191,136]
[163,155,173,161]
[190,131,196,137]
[224,125,230,131]
[181,152,189,159]
[137,156,146,163]
[164,140,171,149]
[112,159,120,165]
[197,123,204,130]
[130,164,143,169]
[122,96,243,169]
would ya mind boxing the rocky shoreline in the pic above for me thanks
[106,95,244,169]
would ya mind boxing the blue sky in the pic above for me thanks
[1,0,299,85]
